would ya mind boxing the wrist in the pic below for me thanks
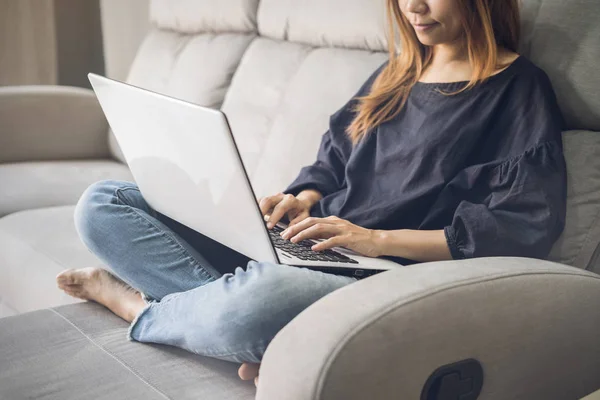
[296,189,323,208]
[371,229,392,258]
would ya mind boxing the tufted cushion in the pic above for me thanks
[221,38,387,198]
[221,38,313,179]
[548,131,600,269]
[150,0,259,33]
[257,0,388,52]
[108,30,255,162]
[520,0,600,131]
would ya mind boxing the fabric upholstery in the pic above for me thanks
[520,0,600,131]
[0,206,102,314]
[0,160,133,217]
[109,29,255,162]
[548,131,600,269]
[100,0,151,81]
[222,39,387,197]
[590,255,600,276]
[583,390,600,400]
[150,0,259,34]
[0,302,255,400]
[258,258,600,400]
[127,31,254,109]
[257,0,388,51]
[0,86,110,163]
[0,300,17,319]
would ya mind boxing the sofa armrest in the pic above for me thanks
[258,258,600,400]
[0,86,111,163]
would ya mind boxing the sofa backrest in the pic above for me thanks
[101,0,600,271]
[520,0,600,132]
[519,0,600,270]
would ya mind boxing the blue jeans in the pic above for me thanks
[74,180,357,363]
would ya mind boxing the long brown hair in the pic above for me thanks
[346,0,521,144]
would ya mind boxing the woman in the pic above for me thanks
[57,0,567,386]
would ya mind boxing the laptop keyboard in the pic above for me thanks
[269,225,359,264]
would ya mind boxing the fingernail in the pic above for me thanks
[267,222,273,229]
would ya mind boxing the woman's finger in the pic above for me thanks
[267,194,296,228]
[283,217,342,239]
[259,194,284,218]
[311,236,346,252]
[290,223,341,243]
[281,217,321,239]
[288,211,309,226]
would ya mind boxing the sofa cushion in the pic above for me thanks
[548,131,600,269]
[0,206,101,314]
[127,32,255,109]
[151,0,259,34]
[521,0,600,131]
[0,300,17,319]
[221,38,387,198]
[109,29,256,163]
[257,0,388,51]
[0,302,255,400]
[0,160,133,218]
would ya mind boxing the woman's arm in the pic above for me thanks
[282,217,453,263]
[373,229,452,262]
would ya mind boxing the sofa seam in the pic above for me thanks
[49,308,172,400]
[313,270,600,398]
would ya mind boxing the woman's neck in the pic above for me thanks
[431,41,469,65]
[419,42,519,84]
[419,41,472,83]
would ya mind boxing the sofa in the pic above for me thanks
[1,0,600,398]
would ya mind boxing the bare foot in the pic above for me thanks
[56,267,146,322]
[238,363,260,387]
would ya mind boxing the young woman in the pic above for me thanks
[57,0,567,386]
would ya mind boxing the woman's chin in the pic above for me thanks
[415,34,442,47]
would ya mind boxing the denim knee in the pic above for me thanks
[198,262,345,359]
[74,179,136,252]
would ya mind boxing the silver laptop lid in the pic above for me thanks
[88,73,279,264]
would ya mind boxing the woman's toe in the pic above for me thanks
[238,363,260,381]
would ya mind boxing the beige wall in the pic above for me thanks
[0,0,151,87]
[0,0,104,88]
[0,0,58,85]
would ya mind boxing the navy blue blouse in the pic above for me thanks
[285,57,567,264]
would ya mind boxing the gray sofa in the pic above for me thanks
[1,0,600,399]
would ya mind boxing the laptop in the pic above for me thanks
[88,74,401,278]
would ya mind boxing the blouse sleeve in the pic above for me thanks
[444,67,568,259]
[284,128,347,196]
[445,141,567,259]
[284,61,389,197]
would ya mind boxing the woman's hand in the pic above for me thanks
[259,190,322,229]
[280,216,382,257]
